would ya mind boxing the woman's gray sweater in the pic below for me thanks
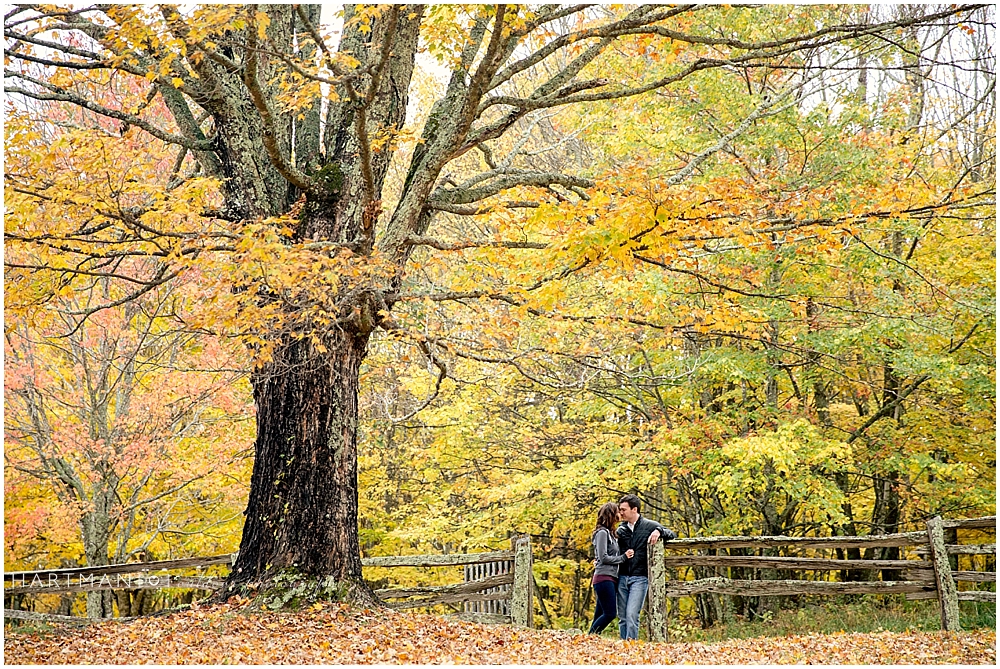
[593,526,626,578]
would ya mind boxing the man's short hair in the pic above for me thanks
[619,494,641,512]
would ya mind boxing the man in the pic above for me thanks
[615,494,677,641]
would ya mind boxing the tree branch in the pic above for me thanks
[157,5,241,75]
[487,5,661,91]
[847,375,931,443]
[4,71,213,151]
[243,14,315,193]
[424,200,541,215]
[467,4,508,103]
[364,5,400,105]
[404,236,547,250]
[5,50,109,70]
[428,170,594,207]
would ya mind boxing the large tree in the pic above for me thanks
[4,3,988,603]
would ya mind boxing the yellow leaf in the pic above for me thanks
[255,11,270,40]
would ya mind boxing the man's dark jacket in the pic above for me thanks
[616,516,677,578]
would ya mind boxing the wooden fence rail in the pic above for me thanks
[4,536,535,628]
[5,576,225,597]
[645,515,996,641]
[8,517,992,635]
[4,554,237,582]
[462,557,512,617]
[4,549,518,586]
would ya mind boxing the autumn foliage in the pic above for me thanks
[4,2,995,629]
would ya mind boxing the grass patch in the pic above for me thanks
[960,599,997,630]
[3,617,91,636]
[4,619,59,635]
[665,595,996,643]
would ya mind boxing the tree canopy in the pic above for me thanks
[4,3,994,620]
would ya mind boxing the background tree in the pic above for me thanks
[3,275,250,617]
[351,3,994,625]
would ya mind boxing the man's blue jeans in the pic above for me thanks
[616,575,648,640]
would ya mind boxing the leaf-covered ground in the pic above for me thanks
[4,602,995,664]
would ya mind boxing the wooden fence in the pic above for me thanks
[363,535,532,626]
[7,517,994,636]
[462,555,512,617]
[4,536,534,628]
[645,515,996,641]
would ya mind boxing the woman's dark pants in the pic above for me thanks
[588,579,618,635]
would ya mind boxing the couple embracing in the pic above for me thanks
[589,494,677,640]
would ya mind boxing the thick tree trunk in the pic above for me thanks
[226,331,374,603]
[219,5,423,605]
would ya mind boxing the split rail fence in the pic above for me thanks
[644,515,995,641]
[3,536,534,627]
[361,535,532,626]
[6,516,993,636]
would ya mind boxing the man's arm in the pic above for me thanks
[616,523,630,543]
[646,519,677,544]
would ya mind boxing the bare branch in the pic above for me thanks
[614,4,987,52]
[425,200,540,215]
[404,236,547,250]
[476,142,497,169]
[387,335,448,424]
[5,50,110,70]
[4,5,101,30]
[123,476,206,514]
[243,14,315,193]
[488,5,661,91]
[429,170,594,207]
[392,288,672,332]
[4,70,213,150]
[471,3,984,157]
[3,28,109,64]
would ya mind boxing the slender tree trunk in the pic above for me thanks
[82,502,114,618]
[764,254,783,410]
[834,471,866,582]
[805,298,831,426]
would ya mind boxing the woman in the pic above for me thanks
[588,502,634,635]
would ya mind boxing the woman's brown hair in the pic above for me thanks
[594,502,620,536]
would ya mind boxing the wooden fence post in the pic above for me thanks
[511,535,533,628]
[647,539,668,642]
[926,516,961,631]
